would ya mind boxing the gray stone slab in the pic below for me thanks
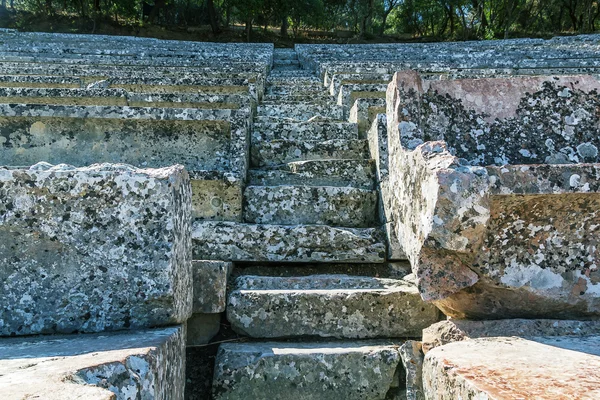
[0,326,186,399]
[423,337,600,399]
[227,274,440,339]
[192,261,232,314]
[243,185,378,227]
[192,221,386,263]
[248,159,376,189]
[213,341,403,400]
[251,138,369,167]
[422,319,600,353]
[0,163,192,335]
[251,120,358,143]
[258,102,343,121]
[399,341,425,400]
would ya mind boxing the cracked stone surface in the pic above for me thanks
[423,336,600,400]
[0,163,192,335]
[213,341,403,400]
[386,71,600,318]
[0,326,185,400]
[227,274,439,339]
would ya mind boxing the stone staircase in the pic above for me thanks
[210,49,439,400]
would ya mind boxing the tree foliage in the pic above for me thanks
[3,0,600,40]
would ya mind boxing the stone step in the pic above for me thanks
[248,159,376,189]
[258,102,344,120]
[227,274,440,339]
[267,76,321,85]
[269,70,315,78]
[213,341,405,400]
[266,85,324,96]
[273,52,298,61]
[252,120,359,142]
[192,221,386,263]
[251,138,369,167]
[263,93,332,103]
[243,185,378,227]
[272,59,301,67]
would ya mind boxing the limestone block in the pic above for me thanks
[0,326,186,399]
[251,120,358,143]
[192,221,386,263]
[227,274,440,339]
[422,319,600,353]
[243,185,378,227]
[385,71,600,319]
[251,138,368,167]
[0,163,192,336]
[423,337,600,399]
[192,261,232,314]
[213,342,403,400]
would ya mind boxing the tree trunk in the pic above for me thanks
[207,0,221,34]
[281,16,288,36]
[94,0,100,12]
[245,17,252,42]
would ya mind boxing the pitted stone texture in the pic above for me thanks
[0,117,232,171]
[337,83,388,108]
[422,319,600,353]
[192,221,386,263]
[243,185,378,227]
[0,326,185,400]
[251,120,358,143]
[0,163,192,335]
[248,159,376,189]
[227,274,439,339]
[386,73,600,318]
[423,337,600,400]
[258,103,344,121]
[251,139,369,167]
[213,341,403,400]
[192,261,232,314]
[349,97,386,134]
[392,71,600,165]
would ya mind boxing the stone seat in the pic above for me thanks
[0,164,191,336]
[386,70,600,319]
[0,105,251,221]
[0,87,253,109]
[0,326,186,400]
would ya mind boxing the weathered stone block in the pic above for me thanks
[422,319,600,353]
[243,185,378,227]
[213,342,403,400]
[386,71,600,318]
[0,163,192,335]
[227,274,440,339]
[192,261,232,314]
[423,337,600,399]
[192,221,386,263]
[0,326,186,399]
